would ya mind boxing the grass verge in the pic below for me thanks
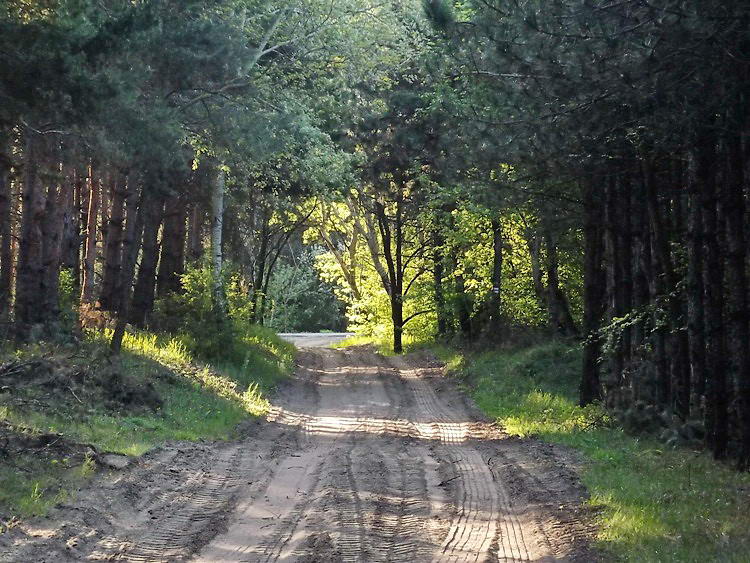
[0,327,294,519]
[433,341,750,562]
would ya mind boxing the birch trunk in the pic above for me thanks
[211,165,225,314]
[81,163,99,304]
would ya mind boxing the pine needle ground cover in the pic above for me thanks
[0,328,294,520]
[434,342,750,562]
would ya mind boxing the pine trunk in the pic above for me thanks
[544,229,577,337]
[60,168,81,281]
[644,163,671,407]
[157,194,187,298]
[15,132,46,337]
[186,204,204,264]
[111,185,145,354]
[686,187,707,414]
[630,174,651,403]
[251,215,270,324]
[130,195,163,327]
[40,167,70,322]
[617,173,634,367]
[603,175,624,405]
[99,175,127,310]
[697,134,729,460]
[580,180,604,405]
[724,126,750,467]
[433,228,447,337]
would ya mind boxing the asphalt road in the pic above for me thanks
[278,332,354,348]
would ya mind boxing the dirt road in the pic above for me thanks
[1,347,594,562]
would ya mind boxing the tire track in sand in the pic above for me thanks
[398,364,533,562]
[103,444,249,562]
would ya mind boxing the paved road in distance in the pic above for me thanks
[278,332,354,348]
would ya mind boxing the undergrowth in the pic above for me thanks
[434,341,750,562]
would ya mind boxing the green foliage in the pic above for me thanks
[153,265,295,368]
[153,266,231,362]
[422,0,455,30]
[265,250,346,332]
[444,342,750,562]
[57,269,78,333]
[314,202,582,344]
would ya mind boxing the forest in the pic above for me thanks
[1,1,750,561]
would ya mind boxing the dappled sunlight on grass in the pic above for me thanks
[474,387,609,438]
[443,341,750,562]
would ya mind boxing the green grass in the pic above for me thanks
[0,327,295,518]
[436,341,750,562]
[0,451,96,523]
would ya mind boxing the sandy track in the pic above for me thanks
[0,347,595,562]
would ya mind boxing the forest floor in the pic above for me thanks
[0,345,594,562]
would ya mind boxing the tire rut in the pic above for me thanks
[401,370,533,562]
[100,444,250,562]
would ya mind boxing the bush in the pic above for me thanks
[154,266,260,365]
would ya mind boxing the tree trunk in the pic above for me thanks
[40,166,70,322]
[157,194,187,298]
[644,163,671,407]
[724,125,750,468]
[697,133,729,460]
[60,168,81,283]
[99,174,127,310]
[544,229,577,337]
[433,227,447,337]
[374,196,403,353]
[454,272,472,340]
[211,165,226,315]
[100,171,112,262]
[603,175,625,406]
[394,191,404,353]
[667,163,691,419]
[526,230,546,306]
[686,186,707,415]
[251,212,270,324]
[186,203,204,264]
[80,164,99,304]
[617,173,634,368]
[0,138,12,319]
[129,195,163,327]
[111,185,145,354]
[15,132,46,337]
[488,218,503,340]
[630,172,651,403]
[391,291,403,354]
[580,179,604,405]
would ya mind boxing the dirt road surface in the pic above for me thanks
[1,347,595,562]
